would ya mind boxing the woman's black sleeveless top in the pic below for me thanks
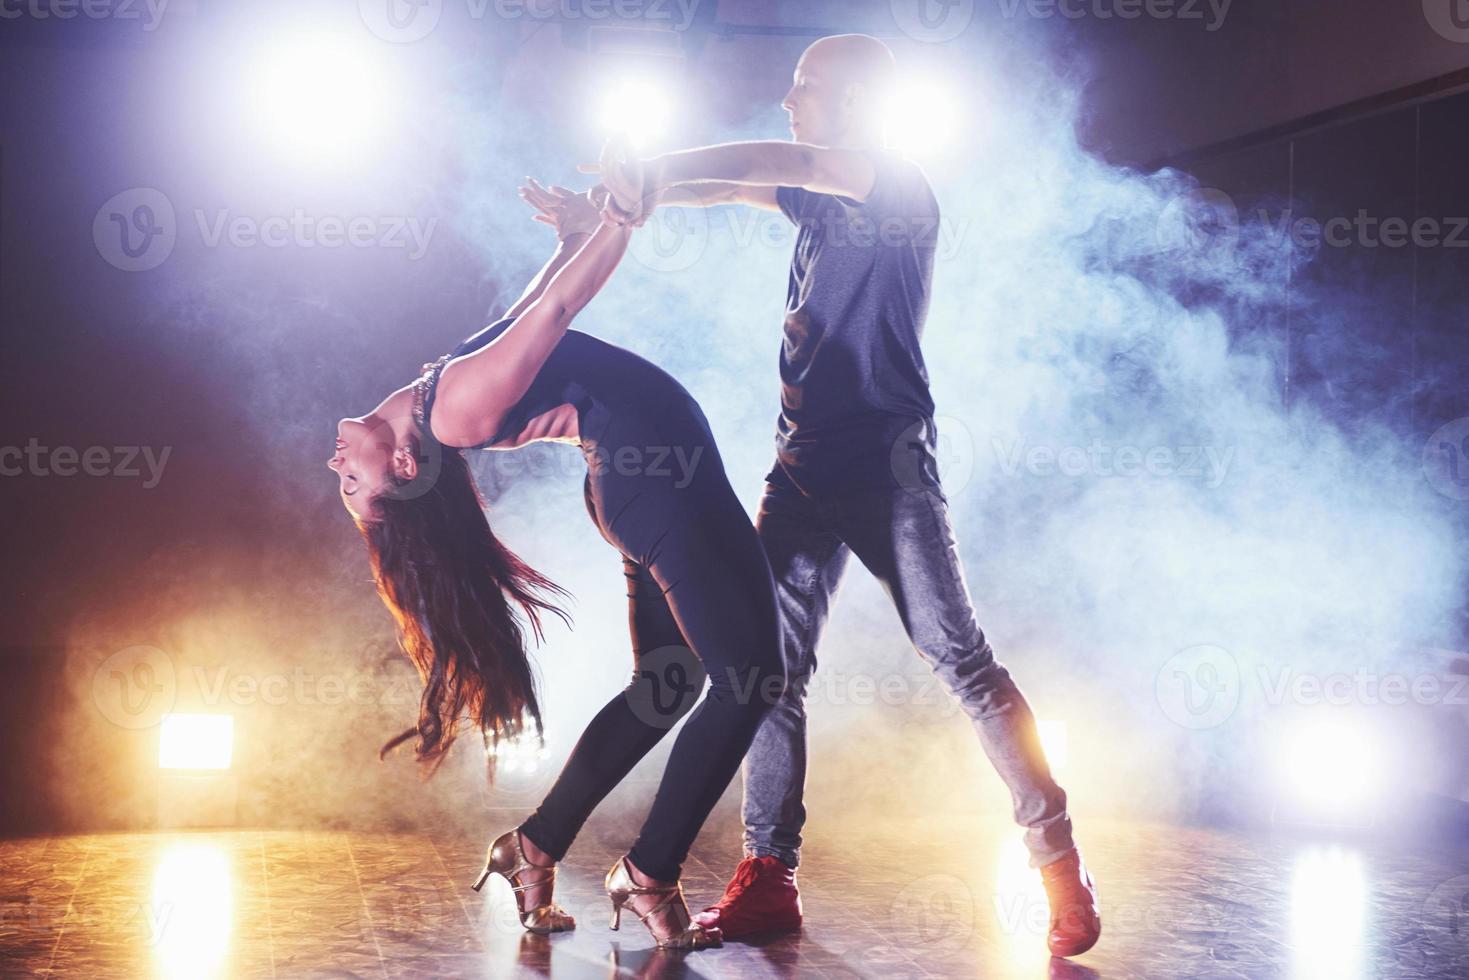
[419,316,712,457]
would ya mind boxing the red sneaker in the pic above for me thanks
[1040,847,1101,957]
[693,856,803,939]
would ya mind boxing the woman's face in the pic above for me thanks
[328,415,401,521]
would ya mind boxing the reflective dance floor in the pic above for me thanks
[4,815,1468,978]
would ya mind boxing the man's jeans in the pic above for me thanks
[741,461,1075,869]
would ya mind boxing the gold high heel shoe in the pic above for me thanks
[471,828,576,934]
[604,856,722,951]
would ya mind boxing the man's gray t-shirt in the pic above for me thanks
[771,147,941,495]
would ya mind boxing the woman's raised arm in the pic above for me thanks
[427,216,634,448]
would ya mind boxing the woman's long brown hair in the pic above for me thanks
[356,437,570,777]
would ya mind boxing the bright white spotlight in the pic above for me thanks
[1278,716,1379,812]
[595,77,672,150]
[886,78,964,158]
[249,34,387,163]
[159,713,234,770]
[491,733,549,775]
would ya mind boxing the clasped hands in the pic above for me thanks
[517,136,661,241]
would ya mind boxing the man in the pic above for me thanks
[590,33,1101,958]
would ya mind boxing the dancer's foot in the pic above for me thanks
[605,855,721,950]
[694,856,802,939]
[1040,847,1100,957]
[471,828,575,934]
[510,830,558,910]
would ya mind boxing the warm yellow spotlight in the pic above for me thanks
[1037,719,1068,771]
[992,836,1051,965]
[159,713,234,770]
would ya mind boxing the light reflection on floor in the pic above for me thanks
[149,843,233,979]
[992,835,1053,968]
[3,816,1468,978]
[1288,846,1367,980]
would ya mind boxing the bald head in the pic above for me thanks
[782,34,898,148]
[803,34,897,99]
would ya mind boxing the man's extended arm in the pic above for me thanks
[658,180,782,213]
[647,141,877,201]
[586,140,878,219]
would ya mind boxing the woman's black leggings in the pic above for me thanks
[517,452,786,882]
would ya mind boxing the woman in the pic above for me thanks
[328,152,785,951]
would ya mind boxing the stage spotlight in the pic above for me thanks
[993,836,1050,962]
[492,733,550,775]
[1278,715,1379,814]
[248,33,387,163]
[159,713,234,770]
[595,76,673,149]
[886,78,963,157]
[1037,719,1068,771]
